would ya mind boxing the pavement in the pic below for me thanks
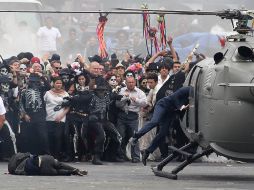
[0,160,254,190]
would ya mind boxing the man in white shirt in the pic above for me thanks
[139,72,161,160]
[116,77,146,163]
[0,96,6,129]
[37,17,61,55]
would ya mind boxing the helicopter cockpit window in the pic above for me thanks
[232,46,254,62]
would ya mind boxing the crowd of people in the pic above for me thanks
[0,14,206,167]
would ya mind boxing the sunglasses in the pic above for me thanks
[55,67,62,70]
[110,79,116,81]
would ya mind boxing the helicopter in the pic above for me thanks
[115,8,254,180]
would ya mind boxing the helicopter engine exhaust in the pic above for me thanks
[236,46,253,60]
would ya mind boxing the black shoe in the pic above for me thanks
[92,155,103,165]
[131,158,140,163]
[141,150,149,166]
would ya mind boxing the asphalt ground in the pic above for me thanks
[0,161,254,190]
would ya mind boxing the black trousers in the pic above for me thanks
[65,114,90,160]
[25,121,49,155]
[0,123,16,159]
[101,120,122,161]
[86,121,106,155]
[46,121,65,160]
[39,155,76,176]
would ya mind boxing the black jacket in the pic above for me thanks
[156,71,185,102]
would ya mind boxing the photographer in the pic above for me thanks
[115,77,146,163]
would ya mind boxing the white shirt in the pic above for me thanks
[44,90,69,122]
[158,74,170,87]
[0,97,6,115]
[118,87,147,113]
[37,26,61,52]
[146,84,161,107]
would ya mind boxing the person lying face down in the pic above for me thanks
[8,153,88,176]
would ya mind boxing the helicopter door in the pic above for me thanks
[186,65,202,133]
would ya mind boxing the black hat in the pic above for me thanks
[17,52,34,61]
[101,57,110,63]
[111,53,117,59]
[50,54,61,62]
[110,53,119,67]
[24,52,34,61]
[88,54,102,63]
[17,52,25,60]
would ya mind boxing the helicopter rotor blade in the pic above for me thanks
[0,10,139,14]
[114,8,220,16]
[0,9,218,15]
[0,9,251,20]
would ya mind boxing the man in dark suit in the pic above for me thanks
[130,86,191,165]
[155,62,186,159]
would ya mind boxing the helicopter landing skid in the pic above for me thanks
[152,143,213,180]
[152,167,177,179]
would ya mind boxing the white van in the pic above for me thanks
[0,0,43,57]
